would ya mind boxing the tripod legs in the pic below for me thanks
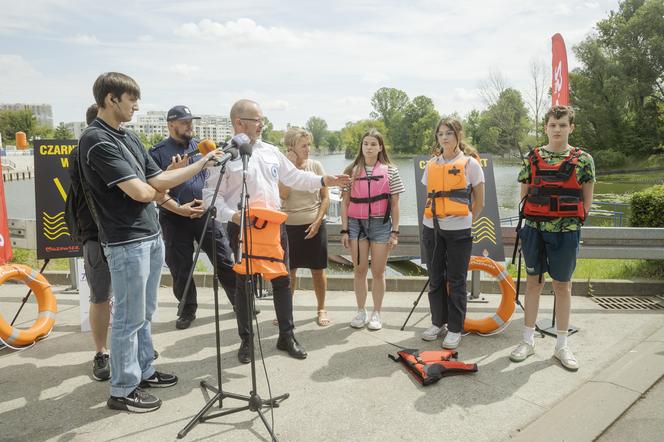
[177,380,289,440]
[400,278,430,331]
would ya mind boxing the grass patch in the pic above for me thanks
[508,258,664,280]
[8,248,209,273]
[8,248,71,270]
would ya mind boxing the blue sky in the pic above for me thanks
[0,0,619,130]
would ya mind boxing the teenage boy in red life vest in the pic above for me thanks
[509,105,595,371]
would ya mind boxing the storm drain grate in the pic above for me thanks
[590,296,664,311]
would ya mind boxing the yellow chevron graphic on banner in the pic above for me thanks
[472,216,497,244]
[44,222,67,232]
[42,211,71,240]
[42,211,66,221]
[472,217,495,228]
[474,233,497,245]
[54,178,67,202]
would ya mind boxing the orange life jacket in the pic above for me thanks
[523,147,585,221]
[424,157,472,219]
[389,348,478,386]
[232,207,289,280]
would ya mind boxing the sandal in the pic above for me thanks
[317,310,331,327]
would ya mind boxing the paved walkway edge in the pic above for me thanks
[40,270,664,297]
[511,325,664,441]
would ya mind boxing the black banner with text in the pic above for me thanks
[34,139,82,259]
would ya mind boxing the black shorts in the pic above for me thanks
[83,240,112,304]
[285,222,328,270]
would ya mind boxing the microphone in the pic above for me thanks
[211,147,239,167]
[229,133,251,148]
[239,141,253,171]
[180,139,230,158]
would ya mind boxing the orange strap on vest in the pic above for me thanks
[232,207,289,280]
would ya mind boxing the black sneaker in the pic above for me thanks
[92,352,110,381]
[107,387,161,413]
[139,371,178,388]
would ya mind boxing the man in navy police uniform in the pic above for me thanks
[149,105,237,330]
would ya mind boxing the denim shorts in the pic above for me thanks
[518,225,580,282]
[348,217,392,243]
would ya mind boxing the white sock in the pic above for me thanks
[523,326,535,346]
[556,330,569,350]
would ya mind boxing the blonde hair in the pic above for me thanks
[283,127,312,151]
[343,128,392,179]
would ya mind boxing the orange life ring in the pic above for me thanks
[0,264,57,347]
[464,256,516,334]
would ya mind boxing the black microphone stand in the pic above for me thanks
[178,146,288,441]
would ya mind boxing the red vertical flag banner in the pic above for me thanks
[0,155,14,264]
[551,33,569,106]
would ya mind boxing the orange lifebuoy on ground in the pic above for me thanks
[464,256,516,334]
[0,264,57,347]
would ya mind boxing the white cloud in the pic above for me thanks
[174,18,305,47]
[138,35,154,42]
[70,33,99,45]
[169,64,200,80]
[263,100,290,111]
[361,72,389,84]
[453,88,481,102]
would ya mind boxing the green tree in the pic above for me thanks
[326,131,341,153]
[0,109,37,145]
[391,96,440,154]
[261,116,274,144]
[464,109,482,145]
[53,122,74,139]
[370,87,409,141]
[340,119,387,158]
[306,116,328,150]
[474,88,530,154]
[570,0,664,154]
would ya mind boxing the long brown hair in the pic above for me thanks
[343,128,392,179]
[430,117,478,159]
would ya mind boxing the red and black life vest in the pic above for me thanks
[522,147,586,222]
[389,348,478,386]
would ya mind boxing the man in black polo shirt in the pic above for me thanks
[78,72,224,413]
[149,105,237,330]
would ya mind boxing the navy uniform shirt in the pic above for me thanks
[149,137,209,210]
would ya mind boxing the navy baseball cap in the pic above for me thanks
[167,105,201,121]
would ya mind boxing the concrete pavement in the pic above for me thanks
[1,284,663,441]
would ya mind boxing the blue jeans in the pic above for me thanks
[104,237,163,397]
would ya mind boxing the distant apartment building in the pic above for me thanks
[123,111,233,141]
[65,121,87,138]
[0,103,54,128]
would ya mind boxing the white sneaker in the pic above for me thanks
[350,309,368,328]
[442,331,461,349]
[422,324,447,341]
[509,341,535,363]
[367,311,382,330]
[554,346,579,371]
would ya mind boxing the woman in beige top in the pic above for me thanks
[279,128,331,326]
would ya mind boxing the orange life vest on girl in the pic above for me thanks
[348,161,391,223]
[424,157,472,219]
[233,207,289,280]
[523,147,585,221]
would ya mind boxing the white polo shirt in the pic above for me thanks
[203,139,322,223]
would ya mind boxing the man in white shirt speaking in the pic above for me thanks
[203,99,350,363]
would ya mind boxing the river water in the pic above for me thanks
[3,153,662,225]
